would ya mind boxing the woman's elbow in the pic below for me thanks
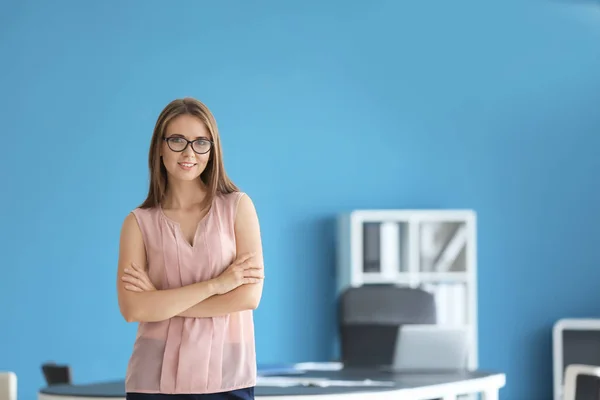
[119,301,142,323]
[246,298,260,310]
[246,288,263,310]
[120,308,138,323]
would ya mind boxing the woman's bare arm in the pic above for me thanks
[117,213,218,323]
[177,194,264,318]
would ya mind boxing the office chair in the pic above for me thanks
[563,364,600,400]
[553,319,600,400]
[338,284,437,368]
[41,363,72,386]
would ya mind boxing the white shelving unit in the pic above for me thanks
[336,209,478,370]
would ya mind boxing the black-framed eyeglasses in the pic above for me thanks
[163,136,213,154]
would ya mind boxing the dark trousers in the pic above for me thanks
[126,387,254,400]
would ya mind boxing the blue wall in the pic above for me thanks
[2,1,600,399]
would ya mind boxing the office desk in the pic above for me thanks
[39,368,505,400]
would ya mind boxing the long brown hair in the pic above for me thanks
[139,97,239,210]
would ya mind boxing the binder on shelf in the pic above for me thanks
[363,223,380,273]
[380,222,401,280]
[430,282,468,327]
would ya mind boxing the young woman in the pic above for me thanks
[116,97,265,400]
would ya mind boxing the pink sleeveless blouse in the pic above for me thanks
[125,191,256,394]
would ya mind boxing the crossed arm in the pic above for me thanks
[117,194,264,322]
[177,194,264,318]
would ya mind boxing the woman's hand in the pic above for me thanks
[122,262,157,292]
[213,252,264,295]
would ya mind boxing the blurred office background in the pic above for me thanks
[2,0,600,399]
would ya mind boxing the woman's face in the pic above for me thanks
[161,114,213,182]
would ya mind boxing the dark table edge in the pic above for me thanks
[39,371,506,398]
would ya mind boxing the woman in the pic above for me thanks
[116,97,265,400]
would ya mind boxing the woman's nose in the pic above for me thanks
[183,143,195,156]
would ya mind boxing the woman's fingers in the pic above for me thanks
[243,277,263,284]
[124,267,140,278]
[124,267,153,284]
[130,262,144,272]
[125,284,143,292]
[234,252,255,266]
[240,256,262,270]
[122,275,151,290]
[244,268,265,279]
[121,275,141,285]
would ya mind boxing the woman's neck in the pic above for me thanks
[163,179,208,210]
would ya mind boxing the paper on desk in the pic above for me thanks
[293,362,343,371]
[256,376,395,388]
